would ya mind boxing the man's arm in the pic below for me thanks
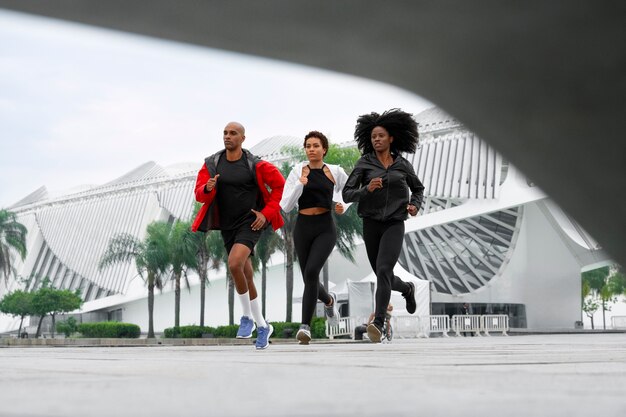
[258,161,286,221]
[194,164,216,204]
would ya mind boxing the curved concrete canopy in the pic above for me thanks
[1,0,624,267]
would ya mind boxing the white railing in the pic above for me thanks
[451,314,482,337]
[326,317,358,339]
[326,314,509,339]
[419,315,450,338]
[611,316,626,330]
[392,315,421,338]
[481,315,509,336]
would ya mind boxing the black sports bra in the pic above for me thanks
[298,166,333,210]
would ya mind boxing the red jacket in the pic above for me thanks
[191,149,285,232]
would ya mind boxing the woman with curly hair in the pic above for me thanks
[342,109,425,343]
[280,131,351,345]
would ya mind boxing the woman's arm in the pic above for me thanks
[341,161,368,203]
[279,164,304,213]
[330,164,353,213]
[405,160,425,211]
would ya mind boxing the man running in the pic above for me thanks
[192,121,285,349]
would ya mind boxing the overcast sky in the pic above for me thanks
[0,9,432,208]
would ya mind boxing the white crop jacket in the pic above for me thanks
[280,161,352,213]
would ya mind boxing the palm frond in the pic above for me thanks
[0,209,28,283]
[98,233,144,270]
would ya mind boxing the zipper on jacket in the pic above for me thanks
[382,164,390,220]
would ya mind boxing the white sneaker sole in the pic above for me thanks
[296,329,311,345]
[366,323,382,343]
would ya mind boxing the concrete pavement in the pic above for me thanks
[1,334,625,417]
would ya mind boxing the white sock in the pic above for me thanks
[250,297,267,328]
[237,291,252,319]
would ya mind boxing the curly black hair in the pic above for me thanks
[354,108,418,154]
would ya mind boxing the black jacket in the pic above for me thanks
[342,152,424,222]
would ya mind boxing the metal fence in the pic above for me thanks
[481,314,509,336]
[325,314,509,340]
[451,314,483,337]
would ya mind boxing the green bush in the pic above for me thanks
[163,325,217,338]
[269,321,300,338]
[311,317,328,339]
[160,319,330,340]
[213,324,239,338]
[56,317,78,337]
[77,322,140,338]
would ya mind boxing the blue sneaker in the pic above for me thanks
[255,324,273,350]
[236,316,256,339]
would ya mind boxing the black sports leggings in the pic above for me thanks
[294,212,336,325]
[363,218,410,327]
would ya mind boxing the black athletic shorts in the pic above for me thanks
[220,214,265,256]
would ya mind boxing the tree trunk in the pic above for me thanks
[199,261,208,327]
[590,316,595,330]
[602,302,607,330]
[175,271,181,328]
[323,261,329,292]
[285,236,294,322]
[51,313,56,338]
[262,260,267,317]
[36,315,45,338]
[18,316,24,337]
[228,271,234,325]
[147,273,155,338]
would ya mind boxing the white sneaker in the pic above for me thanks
[296,324,311,345]
[324,293,340,326]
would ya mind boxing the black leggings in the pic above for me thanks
[294,212,336,325]
[363,218,410,327]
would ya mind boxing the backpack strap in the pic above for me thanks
[204,150,226,176]
[243,149,259,178]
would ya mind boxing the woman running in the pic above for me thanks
[281,131,350,345]
[342,109,424,343]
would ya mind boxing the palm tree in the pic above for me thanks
[0,209,28,285]
[279,210,297,322]
[255,228,281,317]
[188,203,226,327]
[322,206,363,289]
[277,158,298,322]
[227,268,235,325]
[99,222,170,338]
[322,144,363,291]
[168,220,197,328]
[195,229,225,326]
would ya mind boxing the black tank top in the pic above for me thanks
[298,166,334,210]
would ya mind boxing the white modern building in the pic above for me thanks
[0,108,610,333]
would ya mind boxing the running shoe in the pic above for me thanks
[236,316,256,339]
[255,324,274,350]
[325,292,340,326]
[296,324,312,345]
[367,322,383,343]
[403,281,417,314]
